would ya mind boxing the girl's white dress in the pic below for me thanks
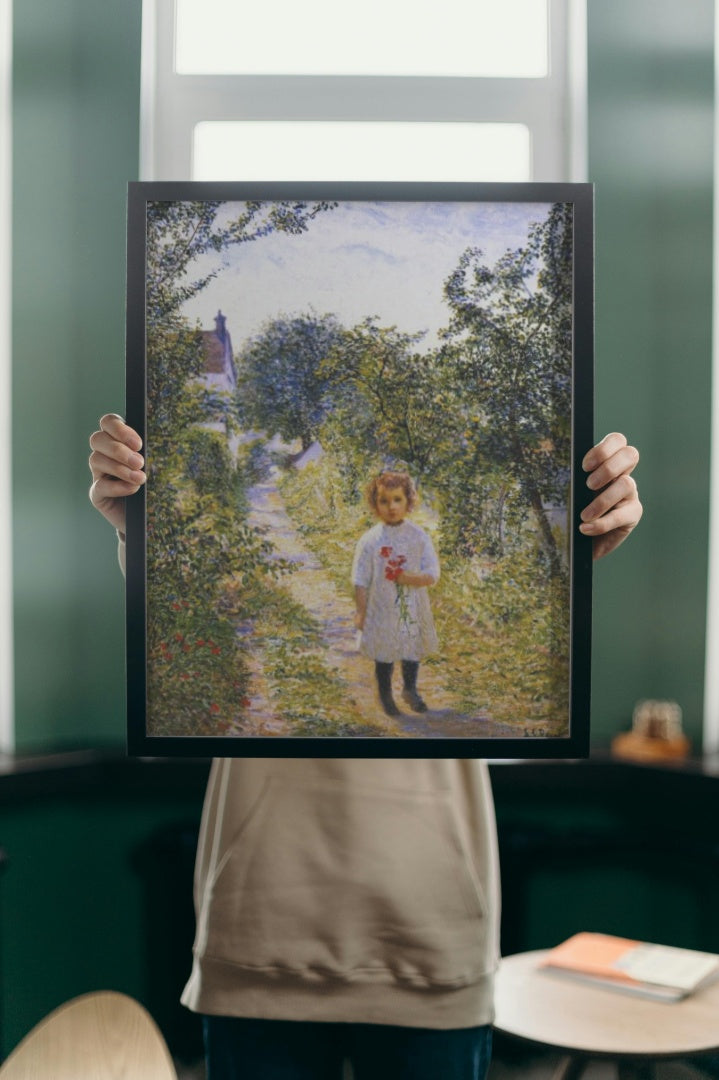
[352,520,440,663]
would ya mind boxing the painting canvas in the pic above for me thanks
[126,181,593,757]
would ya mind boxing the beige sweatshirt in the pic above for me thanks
[181,756,501,1029]
[120,538,501,1029]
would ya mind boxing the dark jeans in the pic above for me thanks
[203,1015,493,1080]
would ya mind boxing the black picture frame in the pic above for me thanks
[126,180,593,758]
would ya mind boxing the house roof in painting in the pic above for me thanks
[200,310,237,386]
[201,330,228,374]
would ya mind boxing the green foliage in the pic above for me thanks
[146,200,338,323]
[145,473,286,736]
[252,584,388,737]
[144,200,336,737]
[146,601,248,738]
[237,204,572,574]
[279,455,371,598]
[441,203,573,574]
[180,428,235,501]
[237,313,343,451]
[437,456,531,562]
[432,551,569,729]
[321,319,464,479]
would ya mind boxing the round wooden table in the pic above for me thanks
[494,949,719,1079]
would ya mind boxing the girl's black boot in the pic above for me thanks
[401,660,428,713]
[375,662,400,716]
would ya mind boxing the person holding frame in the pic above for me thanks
[90,418,641,1080]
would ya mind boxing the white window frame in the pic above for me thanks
[703,5,719,755]
[141,0,587,183]
[0,0,13,752]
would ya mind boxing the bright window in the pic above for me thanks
[192,121,532,182]
[141,0,586,183]
[175,0,548,78]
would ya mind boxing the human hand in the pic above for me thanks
[580,432,642,560]
[354,611,366,631]
[88,414,145,536]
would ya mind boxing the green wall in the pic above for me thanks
[10,0,716,752]
[0,774,207,1059]
[0,797,193,1054]
[12,0,142,751]
[587,0,714,749]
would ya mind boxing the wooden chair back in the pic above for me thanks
[0,991,178,1079]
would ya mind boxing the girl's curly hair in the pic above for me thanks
[366,470,418,512]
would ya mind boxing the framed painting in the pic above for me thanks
[126,181,593,757]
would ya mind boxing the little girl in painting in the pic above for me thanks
[352,470,440,716]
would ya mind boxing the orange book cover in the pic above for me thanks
[541,933,641,985]
[540,932,719,1001]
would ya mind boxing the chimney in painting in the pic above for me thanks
[201,309,236,390]
[214,309,227,345]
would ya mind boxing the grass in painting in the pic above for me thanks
[250,584,398,738]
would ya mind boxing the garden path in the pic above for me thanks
[245,474,520,740]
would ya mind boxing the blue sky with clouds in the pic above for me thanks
[181,199,553,348]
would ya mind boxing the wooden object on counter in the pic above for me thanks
[612,699,690,762]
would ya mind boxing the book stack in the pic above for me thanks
[540,932,719,1002]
